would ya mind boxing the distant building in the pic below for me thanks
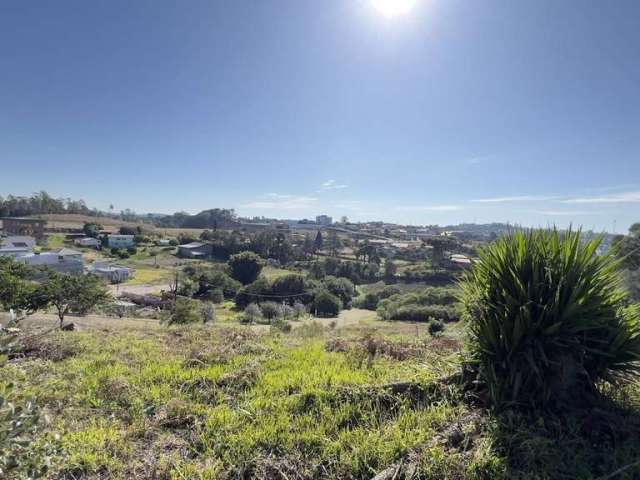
[16,248,84,274]
[107,234,135,248]
[74,237,101,248]
[177,242,212,258]
[1,218,46,241]
[316,215,333,226]
[89,261,134,284]
[449,254,472,268]
[0,246,32,258]
[1,235,36,250]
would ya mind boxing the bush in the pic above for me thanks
[292,301,307,320]
[203,288,224,304]
[200,302,216,323]
[178,277,197,297]
[165,297,200,325]
[239,303,262,324]
[259,301,282,320]
[428,318,444,336]
[460,229,640,409]
[127,246,138,255]
[271,316,292,333]
[312,289,342,317]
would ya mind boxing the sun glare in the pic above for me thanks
[371,0,417,18]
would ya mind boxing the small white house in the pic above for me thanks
[107,235,135,248]
[0,236,36,250]
[89,261,134,284]
[16,248,84,274]
[75,237,101,248]
[0,246,32,258]
[177,242,211,258]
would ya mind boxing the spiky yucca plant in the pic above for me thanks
[460,229,640,409]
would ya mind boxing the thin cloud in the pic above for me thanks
[320,179,348,190]
[396,205,462,212]
[534,210,602,216]
[562,191,640,204]
[472,195,559,203]
[242,193,318,210]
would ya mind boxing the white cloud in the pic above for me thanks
[242,193,318,210]
[320,179,348,190]
[396,205,462,212]
[472,195,558,203]
[562,191,640,204]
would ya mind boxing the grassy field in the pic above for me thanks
[5,313,640,479]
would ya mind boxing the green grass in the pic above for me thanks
[124,267,173,285]
[5,319,640,479]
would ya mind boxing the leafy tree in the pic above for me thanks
[234,277,272,308]
[314,231,323,252]
[0,258,43,318]
[82,222,102,238]
[312,289,342,317]
[271,274,314,305]
[460,229,640,409]
[428,318,445,336]
[322,276,356,308]
[228,251,264,285]
[384,260,397,281]
[41,272,110,328]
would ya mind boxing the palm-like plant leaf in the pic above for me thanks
[460,228,640,409]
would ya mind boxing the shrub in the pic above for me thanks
[200,302,216,323]
[204,288,224,304]
[428,318,444,336]
[359,292,381,310]
[271,316,292,333]
[460,229,640,409]
[313,289,342,317]
[292,301,307,320]
[126,246,137,255]
[239,303,262,324]
[259,301,282,320]
[178,277,197,297]
[165,297,200,325]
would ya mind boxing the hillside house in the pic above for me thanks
[177,242,212,258]
[75,237,101,248]
[89,261,133,284]
[107,234,134,248]
[1,235,37,250]
[16,248,84,274]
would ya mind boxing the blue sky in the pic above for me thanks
[1,0,639,231]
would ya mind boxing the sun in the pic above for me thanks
[371,0,418,18]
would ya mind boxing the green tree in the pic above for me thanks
[82,222,102,238]
[314,231,323,252]
[41,272,110,328]
[313,289,342,317]
[384,260,397,280]
[0,258,43,318]
[460,229,640,409]
[228,251,264,285]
